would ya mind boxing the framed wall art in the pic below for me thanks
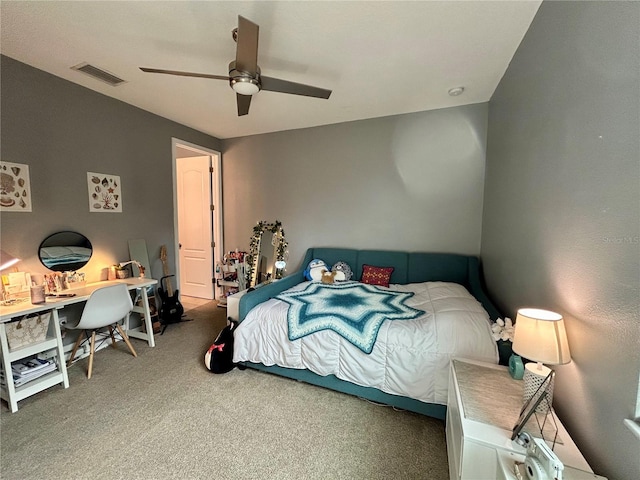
[87,172,122,212]
[0,161,32,212]
[511,370,556,442]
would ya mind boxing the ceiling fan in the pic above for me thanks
[140,15,332,116]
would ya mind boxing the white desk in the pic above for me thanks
[0,277,157,412]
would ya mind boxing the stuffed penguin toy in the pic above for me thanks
[304,259,329,282]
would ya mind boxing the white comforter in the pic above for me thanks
[233,281,498,405]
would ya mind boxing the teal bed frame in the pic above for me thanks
[238,247,502,420]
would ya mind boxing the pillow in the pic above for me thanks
[360,264,394,287]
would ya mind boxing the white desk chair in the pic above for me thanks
[66,283,138,379]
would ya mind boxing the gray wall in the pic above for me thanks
[482,2,639,479]
[222,103,489,272]
[0,55,221,283]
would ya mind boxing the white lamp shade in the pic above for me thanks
[512,308,571,365]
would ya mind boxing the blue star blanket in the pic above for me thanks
[276,282,424,354]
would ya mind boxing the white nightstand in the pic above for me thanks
[446,358,605,480]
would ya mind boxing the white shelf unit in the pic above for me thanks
[0,309,69,412]
[216,260,246,307]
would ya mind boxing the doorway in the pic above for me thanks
[172,139,223,300]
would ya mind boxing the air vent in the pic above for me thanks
[71,63,126,86]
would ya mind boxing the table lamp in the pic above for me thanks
[512,308,571,414]
[119,260,145,278]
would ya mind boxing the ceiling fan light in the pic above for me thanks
[231,78,260,96]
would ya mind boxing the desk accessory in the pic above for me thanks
[30,284,45,304]
[512,308,571,413]
[119,260,145,278]
[511,370,555,442]
[509,354,525,380]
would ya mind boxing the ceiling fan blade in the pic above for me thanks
[236,93,252,116]
[235,15,259,74]
[261,76,332,99]
[140,67,229,81]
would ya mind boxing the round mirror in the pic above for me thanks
[38,231,93,272]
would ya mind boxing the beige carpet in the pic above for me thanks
[1,302,449,479]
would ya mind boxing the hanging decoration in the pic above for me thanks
[0,161,32,212]
[87,172,122,212]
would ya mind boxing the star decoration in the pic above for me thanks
[277,282,424,354]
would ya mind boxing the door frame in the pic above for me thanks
[171,138,223,299]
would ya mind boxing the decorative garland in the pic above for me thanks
[245,220,289,287]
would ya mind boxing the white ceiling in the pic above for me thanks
[0,1,541,140]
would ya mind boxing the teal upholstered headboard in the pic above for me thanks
[238,247,501,322]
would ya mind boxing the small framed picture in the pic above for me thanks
[511,370,555,440]
[0,161,32,212]
[87,172,122,212]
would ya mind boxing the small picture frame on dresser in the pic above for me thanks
[511,370,554,441]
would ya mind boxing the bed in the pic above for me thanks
[234,247,504,420]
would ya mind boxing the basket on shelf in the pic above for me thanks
[5,312,50,350]
[115,269,129,279]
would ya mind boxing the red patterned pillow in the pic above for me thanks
[360,264,394,287]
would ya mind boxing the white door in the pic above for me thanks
[176,155,214,299]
